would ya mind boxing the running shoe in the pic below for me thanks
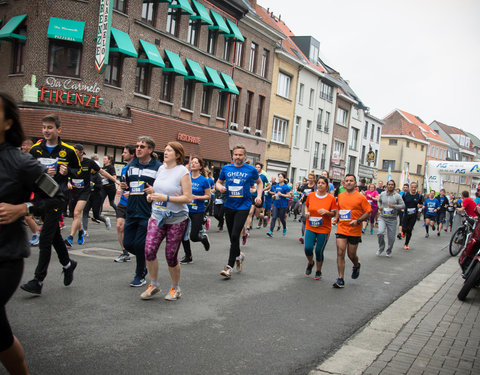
[129,276,147,287]
[432,224,436,231]
[396,233,402,240]
[444,227,448,232]
[235,252,245,272]
[282,228,287,236]
[299,236,304,244]
[256,220,262,229]
[114,251,131,263]
[83,231,89,237]
[62,259,77,286]
[362,228,366,234]
[201,234,210,251]
[164,287,181,301]
[266,231,273,237]
[276,226,281,231]
[91,217,101,223]
[314,271,322,280]
[370,228,374,235]
[77,230,85,245]
[180,256,193,264]
[386,252,392,258]
[20,279,43,295]
[404,244,409,250]
[217,226,223,232]
[64,235,73,247]
[425,233,429,238]
[352,263,361,279]
[241,232,249,245]
[305,262,314,276]
[437,232,440,237]
[205,217,210,231]
[333,278,345,288]
[141,284,161,300]
[376,249,382,256]
[263,219,268,228]
[59,221,66,230]
[105,217,111,230]
[29,233,40,246]
[220,266,232,279]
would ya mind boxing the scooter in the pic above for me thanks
[457,205,480,301]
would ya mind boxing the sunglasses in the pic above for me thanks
[136,145,146,149]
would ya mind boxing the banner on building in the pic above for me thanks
[95,0,113,73]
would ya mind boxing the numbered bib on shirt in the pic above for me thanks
[427,207,435,213]
[228,185,243,198]
[102,178,109,185]
[71,179,85,188]
[339,210,351,221]
[368,200,373,205]
[215,198,223,204]
[407,207,416,215]
[309,216,323,227]
[154,201,167,210]
[130,181,145,195]
[38,157,58,168]
[383,208,394,216]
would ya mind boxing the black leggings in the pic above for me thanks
[101,185,117,213]
[402,214,417,246]
[224,208,250,268]
[214,204,225,228]
[182,212,207,258]
[82,189,107,230]
[0,259,23,352]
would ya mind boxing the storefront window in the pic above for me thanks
[48,40,81,77]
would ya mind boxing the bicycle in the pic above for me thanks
[449,213,476,256]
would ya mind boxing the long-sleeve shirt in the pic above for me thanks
[378,191,405,218]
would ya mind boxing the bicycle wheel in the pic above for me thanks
[449,228,466,256]
[458,262,480,301]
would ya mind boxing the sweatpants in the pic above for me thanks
[377,216,397,255]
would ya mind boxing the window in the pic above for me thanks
[364,121,368,138]
[182,80,195,110]
[382,160,395,170]
[404,162,410,172]
[313,142,320,169]
[104,54,123,87]
[389,139,398,145]
[376,127,380,143]
[113,0,127,13]
[271,117,288,143]
[294,116,301,147]
[160,71,175,102]
[348,156,356,174]
[230,88,240,122]
[249,42,257,73]
[406,141,410,148]
[234,42,244,66]
[316,108,323,131]
[305,121,311,149]
[166,7,180,36]
[135,64,150,95]
[460,176,466,184]
[48,40,81,77]
[223,39,233,61]
[187,19,200,46]
[201,87,211,114]
[352,107,359,119]
[336,107,348,126]
[350,128,359,150]
[324,111,330,132]
[320,144,327,169]
[277,72,291,98]
[142,2,157,26]
[361,146,366,164]
[11,38,26,74]
[260,49,269,78]
[310,44,319,62]
[256,95,265,130]
[217,92,228,118]
[370,125,375,141]
[298,83,304,104]
[416,165,422,174]
[244,91,253,128]
[207,30,217,54]
[334,141,345,159]
[309,89,315,108]
[320,82,333,101]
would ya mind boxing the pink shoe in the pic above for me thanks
[242,232,249,245]
[205,217,210,231]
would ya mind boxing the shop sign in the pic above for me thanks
[330,166,345,180]
[366,150,375,162]
[331,150,340,164]
[177,133,200,144]
[95,0,113,73]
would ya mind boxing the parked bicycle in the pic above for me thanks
[449,213,476,256]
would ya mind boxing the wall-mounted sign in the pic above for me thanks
[177,133,201,144]
[366,150,375,162]
[39,87,103,109]
[95,0,113,73]
[332,150,340,164]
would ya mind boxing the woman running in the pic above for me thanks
[363,183,379,234]
[304,176,337,280]
[298,173,317,243]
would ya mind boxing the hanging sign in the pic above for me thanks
[95,0,113,73]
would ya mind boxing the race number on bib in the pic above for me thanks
[154,201,167,210]
[309,216,323,227]
[407,208,416,215]
[215,198,223,204]
[339,210,351,221]
[383,208,394,216]
[427,207,435,213]
[38,157,58,168]
[130,181,145,195]
[367,200,373,205]
[71,179,85,188]
[228,185,243,198]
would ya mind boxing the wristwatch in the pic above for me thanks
[25,202,34,215]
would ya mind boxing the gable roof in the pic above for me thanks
[432,120,474,151]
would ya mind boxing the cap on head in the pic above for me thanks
[74,144,85,154]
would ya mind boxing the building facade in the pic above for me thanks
[358,112,383,183]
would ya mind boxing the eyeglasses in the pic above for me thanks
[136,145,146,149]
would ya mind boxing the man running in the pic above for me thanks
[332,174,371,288]
[266,172,291,237]
[21,114,81,295]
[401,182,424,250]
[215,145,263,279]
[424,190,440,238]
[435,189,449,236]
[100,155,118,214]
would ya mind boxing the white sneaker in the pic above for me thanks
[376,250,382,256]
[140,284,161,300]
[220,266,232,279]
[235,252,245,272]
[105,217,111,230]
[164,287,181,301]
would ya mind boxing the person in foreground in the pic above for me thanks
[332,174,371,288]
[141,142,192,301]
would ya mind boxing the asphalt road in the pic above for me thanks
[6,213,456,375]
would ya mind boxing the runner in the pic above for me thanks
[435,189,449,236]
[121,136,162,287]
[114,144,135,262]
[263,176,275,227]
[423,190,440,238]
[363,183,379,234]
[180,156,211,264]
[213,181,226,232]
[321,170,335,194]
[303,176,337,280]
[331,174,371,288]
[21,114,80,295]
[215,145,263,279]
[100,155,118,214]
[446,192,456,232]
[395,183,410,239]
[298,173,317,244]
[401,182,424,250]
[266,172,291,237]
[376,180,405,257]
[253,162,270,229]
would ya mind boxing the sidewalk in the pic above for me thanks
[310,257,480,375]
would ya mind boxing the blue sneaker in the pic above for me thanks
[77,230,85,245]
[282,228,287,236]
[333,278,345,288]
[29,233,40,246]
[129,276,147,287]
[266,231,273,237]
[64,235,73,247]
[352,263,361,279]
[370,228,374,235]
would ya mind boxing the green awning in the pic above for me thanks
[190,0,213,25]
[224,18,244,42]
[220,72,239,95]
[0,14,27,41]
[110,28,138,57]
[185,59,207,83]
[138,40,165,67]
[208,10,229,33]
[169,0,194,15]
[47,17,85,43]
[163,50,188,75]
[143,0,171,2]
[204,66,225,89]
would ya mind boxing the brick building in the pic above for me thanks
[0,0,279,174]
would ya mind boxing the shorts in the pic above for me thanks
[335,233,362,244]
[70,188,90,205]
[424,214,437,220]
[116,204,127,219]
[436,211,446,224]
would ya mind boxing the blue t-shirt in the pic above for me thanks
[273,183,291,208]
[188,174,210,213]
[252,174,269,197]
[328,182,335,194]
[119,164,129,206]
[219,163,259,210]
[474,197,480,205]
[424,198,440,216]
[207,177,215,196]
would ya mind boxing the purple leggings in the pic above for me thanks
[370,206,378,224]
[145,218,188,267]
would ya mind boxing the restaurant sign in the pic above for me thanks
[177,133,201,144]
[95,0,113,73]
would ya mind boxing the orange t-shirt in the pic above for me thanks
[337,191,372,237]
[305,193,338,234]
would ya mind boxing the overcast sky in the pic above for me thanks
[259,0,480,139]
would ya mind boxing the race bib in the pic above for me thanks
[367,200,373,205]
[228,185,243,198]
[383,208,394,216]
[189,203,198,210]
[130,181,145,195]
[154,201,167,210]
[215,198,224,204]
[339,210,351,221]
[71,179,84,188]
[38,157,57,168]
[427,207,435,213]
[407,207,416,215]
[309,216,323,227]
[102,178,109,185]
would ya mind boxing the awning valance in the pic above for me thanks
[224,18,244,42]
[110,28,138,57]
[220,72,239,95]
[185,59,207,83]
[138,39,165,67]
[47,17,85,43]
[208,10,229,33]
[190,0,213,25]
[0,14,27,41]
[204,66,225,89]
[163,50,188,75]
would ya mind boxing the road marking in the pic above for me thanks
[69,248,121,259]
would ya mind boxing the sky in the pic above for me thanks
[258,0,480,139]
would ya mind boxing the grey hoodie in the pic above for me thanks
[378,191,405,218]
